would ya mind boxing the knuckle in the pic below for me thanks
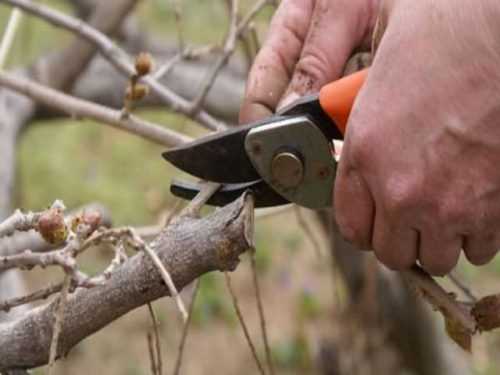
[383,176,419,217]
[436,199,470,225]
[420,256,455,277]
[346,127,374,168]
[292,50,332,92]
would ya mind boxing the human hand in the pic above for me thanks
[334,0,500,275]
[239,0,379,123]
[241,0,500,276]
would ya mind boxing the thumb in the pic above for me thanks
[281,0,378,105]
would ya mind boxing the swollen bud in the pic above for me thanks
[135,52,153,76]
[38,209,68,245]
[82,210,102,234]
[125,83,150,101]
[71,210,102,236]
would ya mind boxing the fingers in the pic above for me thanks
[418,231,462,276]
[371,210,418,270]
[284,0,374,99]
[463,233,500,265]
[334,169,374,250]
[240,0,378,123]
[239,0,315,123]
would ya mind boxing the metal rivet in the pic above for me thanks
[317,165,330,180]
[249,141,262,155]
[271,152,304,188]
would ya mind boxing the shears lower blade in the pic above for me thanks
[170,179,290,207]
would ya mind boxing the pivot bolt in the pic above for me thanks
[271,152,304,188]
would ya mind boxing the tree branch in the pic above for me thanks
[41,0,139,92]
[0,193,254,371]
[0,70,191,147]
[2,0,225,131]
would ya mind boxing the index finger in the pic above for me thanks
[239,0,315,124]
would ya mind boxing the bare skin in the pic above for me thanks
[240,0,500,276]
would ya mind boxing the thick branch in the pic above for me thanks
[0,194,254,371]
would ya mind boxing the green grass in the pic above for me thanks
[17,113,185,225]
[192,273,236,327]
[0,1,73,68]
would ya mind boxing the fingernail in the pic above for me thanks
[277,92,301,112]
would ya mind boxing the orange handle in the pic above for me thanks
[319,69,368,135]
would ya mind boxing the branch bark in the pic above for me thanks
[0,193,254,371]
[0,70,192,147]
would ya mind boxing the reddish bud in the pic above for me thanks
[37,209,68,245]
[135,52,153,76]
[71,210,102,236]
[82,210,102,234]
[472,294,500,331]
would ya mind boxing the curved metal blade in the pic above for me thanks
[162,117,286,184]
[170,179,290,207]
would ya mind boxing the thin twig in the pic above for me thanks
[153,53,182,80]
[0,7,23,69]
[224,272,266,375]
[0,248,75,272]
[224,0,258,70]
[0,200,63,238]
[0,282,64,312]
[147,303,163,375]
[173,278,201,375]
[147,331,159,375]
[0,70,191,147]
[250,252,274,375]
[179,182,221,218]
[294,206,323,259]
[153,45,218,81]
[170,0,184,53]
[188,0,269,114]
[448,271,478,303]
[142,241,188,322]
[47,275,71,374]
[402,265,476,333]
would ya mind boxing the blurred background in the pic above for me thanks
[1,1,500,374]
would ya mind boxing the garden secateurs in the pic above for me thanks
[162,69,368,209]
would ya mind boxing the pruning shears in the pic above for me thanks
[162,69,368,209]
